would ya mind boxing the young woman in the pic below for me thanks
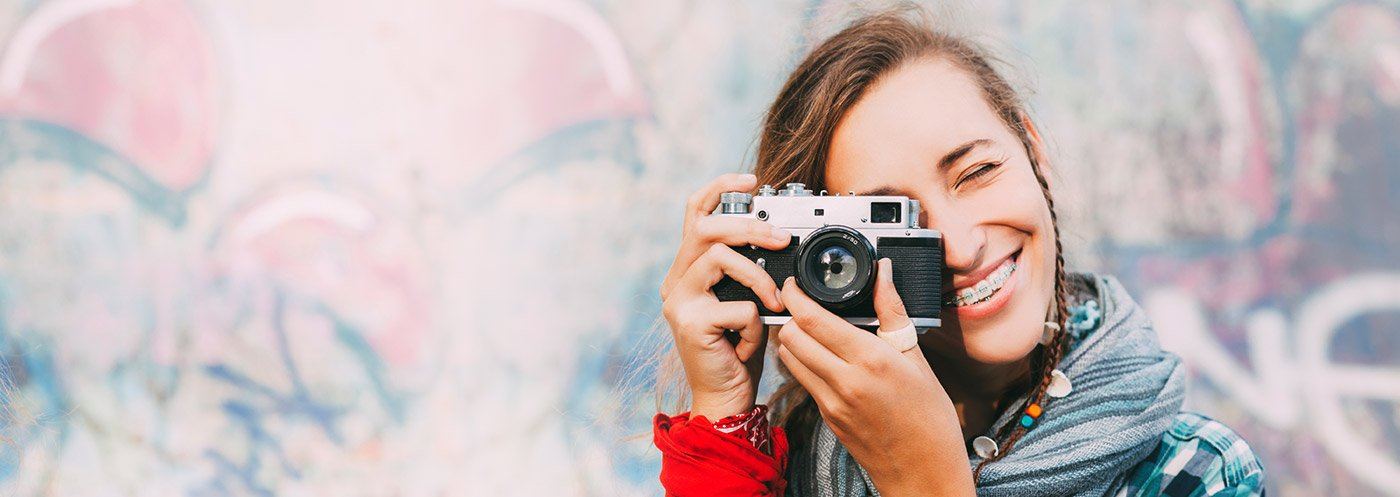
[652,9,1265,497]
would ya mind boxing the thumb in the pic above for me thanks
[874,258,923,363]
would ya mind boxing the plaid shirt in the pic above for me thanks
[1117,412,1266,496]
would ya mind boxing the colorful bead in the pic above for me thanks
[1020,414,1035,428]
[1026,403,1043,418]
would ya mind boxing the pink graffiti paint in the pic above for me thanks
[213,186,432,370]
[456,0,649,169]
[0,0,219,191]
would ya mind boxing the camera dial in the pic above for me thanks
[719,192,753,214]
[779,183,813,196]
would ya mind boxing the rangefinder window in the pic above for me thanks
[870,202,901,223]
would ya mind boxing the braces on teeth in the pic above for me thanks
[954,261,1016,307]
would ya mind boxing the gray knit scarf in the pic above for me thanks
[786,273,1185,497]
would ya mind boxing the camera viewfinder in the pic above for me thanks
[870,202,901,223]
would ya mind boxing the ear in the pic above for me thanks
[1020,113,1052,187]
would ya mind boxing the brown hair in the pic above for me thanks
[755,8,1071,481]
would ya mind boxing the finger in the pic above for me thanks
[873,258,911,329]
[663,217,791,300]
[684,173,757,222]
[779,277,880,361]
[730,307,766,363]
[773,320,848,380]
[688,300,764,362]
[873,258,922,362]
[692,216,793,251]
[680,244,784,312]
[704,300,762,336]
[776,342,837,403]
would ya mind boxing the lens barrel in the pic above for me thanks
[794,225,876,309]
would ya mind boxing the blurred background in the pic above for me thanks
[0,0,1396,495]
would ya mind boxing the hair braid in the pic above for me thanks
[971,143,1071,481]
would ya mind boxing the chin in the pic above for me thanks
[950,288,1049,365]
[936,235,1057,365]
[960,326,1042,365]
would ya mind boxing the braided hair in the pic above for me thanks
[970,134,1071,480]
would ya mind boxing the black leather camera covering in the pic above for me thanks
[711,235,943,322]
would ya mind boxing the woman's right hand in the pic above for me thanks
[660,173,793,421]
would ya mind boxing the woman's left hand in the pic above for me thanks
[775,258,975,496]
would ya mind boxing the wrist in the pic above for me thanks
[865,442,974,497]
[871,467,974,497]
[690,379,756,421]
[691,395,754,421]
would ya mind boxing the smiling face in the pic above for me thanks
[824,56,1056,365]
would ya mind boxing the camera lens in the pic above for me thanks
[815,245,857,290]
[794,226,876,309]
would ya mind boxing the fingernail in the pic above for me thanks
[741,173,757,182]
[880,258,892,281]
[772,226,789,241]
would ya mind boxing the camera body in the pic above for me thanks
[711,183,945,330]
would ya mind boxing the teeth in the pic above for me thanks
[954,260,1017,307]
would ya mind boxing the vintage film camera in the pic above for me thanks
[710,183,945,329]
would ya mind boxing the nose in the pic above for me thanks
[921,202,986,279]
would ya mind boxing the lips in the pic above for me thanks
[942,249,1023,321]
[953,256,1017,307]
[945,250,1019,297]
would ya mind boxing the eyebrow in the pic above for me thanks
[855,138,994,196]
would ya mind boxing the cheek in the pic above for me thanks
[957,169,1060,364]
[1018,171,1059,318]
[992,170,1052,230]
[955,164,1047,231]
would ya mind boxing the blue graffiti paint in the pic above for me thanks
[0,118,197,226]
[196,399,301,497]
[330,314,407,424]
[0,313,73,483]
[458,118,644,213]
[196,292,350,495]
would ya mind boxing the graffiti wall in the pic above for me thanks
[0,0,1395,495]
